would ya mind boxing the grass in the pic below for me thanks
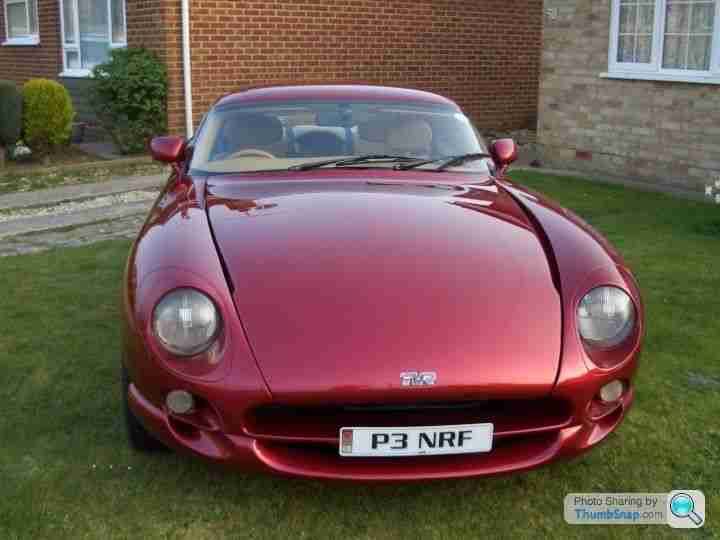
[0,153,166,195]
[0,171,719,539]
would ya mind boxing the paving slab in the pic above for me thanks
[0,174,166,211]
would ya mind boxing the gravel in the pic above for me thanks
[0,190,158,223]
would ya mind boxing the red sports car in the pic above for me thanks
[122,84,643,481]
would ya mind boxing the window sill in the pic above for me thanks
[2,37,39,46]
[59,69,93,78]
[601,71,720,85]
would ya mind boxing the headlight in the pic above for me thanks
[153,288,220,356]
[577,286,635,348]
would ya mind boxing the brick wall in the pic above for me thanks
[126,0,186,132]
[539,0,720,190]
[0,0,63,83]
[2,1,543,142]
[143,0,543,135]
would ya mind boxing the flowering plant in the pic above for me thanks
[705,176,720,205]
[11,140,32,162]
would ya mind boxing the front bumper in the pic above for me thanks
[127,370,636,482]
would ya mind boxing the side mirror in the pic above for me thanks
[150,136,186,163]
[489,138,518,170]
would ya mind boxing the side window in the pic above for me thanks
[59,0,127,76]
[608,0,720,82]
[3,0,39,44]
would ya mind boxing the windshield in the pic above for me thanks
[190,100,489,174]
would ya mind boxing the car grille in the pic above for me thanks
[244,397,573,445]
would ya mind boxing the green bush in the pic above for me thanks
[22,79,74,154]
[0,80,23,149]
[90,48,167,154]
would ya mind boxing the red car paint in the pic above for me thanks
[122,85,643,481]
[215,84,461,109]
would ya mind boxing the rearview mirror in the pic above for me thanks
[150,136,186,163]
[489,138,518,170]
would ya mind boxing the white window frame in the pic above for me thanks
[58,0,126,78]
[605,0,720,84]
[2,0,39,46]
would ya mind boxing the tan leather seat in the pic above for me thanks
[355,119,388,155]
[385,117,433,157]
[217,113,287,156]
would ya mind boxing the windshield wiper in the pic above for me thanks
[288,154,423,171]
[395,153,493,171]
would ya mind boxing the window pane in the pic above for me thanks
[691,3,715,33]
[66,49,81,69]
[618,35,636,62]
[688,35,713,68]
[28,0,37,35]
[620,5,637,33]
[78,0,108,37]
[78,0,109,69]
[111,0,126,43]
[616,0,654,64]
[638,4,655,33]
[637,35,653,62]
[7,3,29,38]
[665,3,690,33]
[80,40,110,69]
[63,0,76,44]
[663,34,688,68]
[662,0,716,70]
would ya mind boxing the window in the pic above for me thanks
[2,0,39,45]
[59,0,126,76]
[190,101,489,174]
[608,0,720,83]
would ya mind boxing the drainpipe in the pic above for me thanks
[181,0,193,137]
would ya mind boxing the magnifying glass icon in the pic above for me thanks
[670,493,703,526]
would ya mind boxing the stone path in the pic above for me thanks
[0,174,165,257]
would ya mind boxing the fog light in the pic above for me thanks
[599,380,624,403]
[166,390,194,414]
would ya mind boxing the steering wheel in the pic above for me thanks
[226,148,276,159]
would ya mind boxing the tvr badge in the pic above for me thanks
[400,371,437,386]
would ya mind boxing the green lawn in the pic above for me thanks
[1,171,718,539]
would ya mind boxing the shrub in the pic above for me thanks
[90,48,167,154]
[0,80,22,147]
[0,80,23,165]
[22,79,74,155]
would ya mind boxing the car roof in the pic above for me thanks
[215,84,461,110]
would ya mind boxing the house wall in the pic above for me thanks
[2,0,543,142]
[0,0,62,82]
[0,1,97,122]
[539,0,720,191]
[133,0,543,136]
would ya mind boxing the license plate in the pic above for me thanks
[339,423,493,457]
